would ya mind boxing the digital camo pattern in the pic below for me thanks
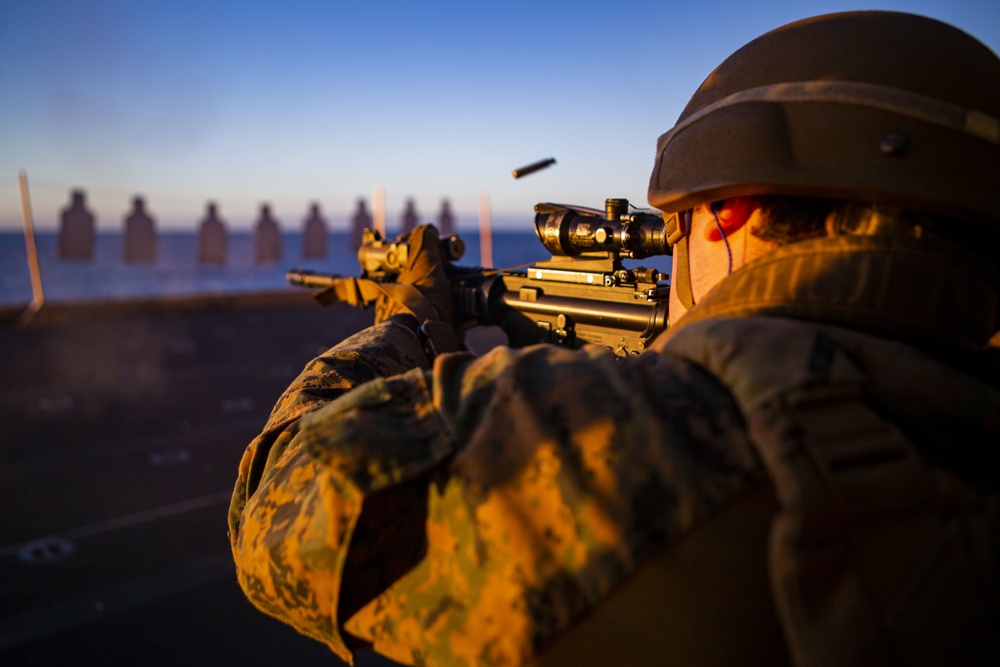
[229,316,763,665]
[228,315,431,661]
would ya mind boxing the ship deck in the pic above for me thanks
[0,292,400,665]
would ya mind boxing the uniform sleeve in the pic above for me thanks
[227,313,433,660]
[230,328,763,665]
[229,313,430,522]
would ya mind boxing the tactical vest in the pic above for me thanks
[535,315,999,666]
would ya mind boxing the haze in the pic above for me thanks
[1,0,997,231]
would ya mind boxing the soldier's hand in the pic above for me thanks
[375,224,455,326]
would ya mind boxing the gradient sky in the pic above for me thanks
[1,0,997,231]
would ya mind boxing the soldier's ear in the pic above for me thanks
[704,197,758,242]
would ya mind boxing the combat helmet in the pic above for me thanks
[648,11,1000,227]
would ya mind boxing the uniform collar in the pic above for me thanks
[665,234,998,354]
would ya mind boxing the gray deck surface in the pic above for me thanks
[0,292,402,666]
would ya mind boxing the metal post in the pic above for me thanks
[478,191,493,268]
[18,169,45,325]
[373,185,386,237]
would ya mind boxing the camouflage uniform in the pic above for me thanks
[229,234,1000,666]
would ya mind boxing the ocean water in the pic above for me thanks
[1,230,672,307]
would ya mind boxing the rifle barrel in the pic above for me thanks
[287,269,340,288]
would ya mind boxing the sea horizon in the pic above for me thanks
[0,229,537,307]
[2,228,673,309]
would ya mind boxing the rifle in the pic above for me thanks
[287,198,673,357]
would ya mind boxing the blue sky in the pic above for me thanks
[1,0,997,231]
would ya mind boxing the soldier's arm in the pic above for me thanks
[228,331,761,665]
[227,311,444,660]
[229,312,431,519]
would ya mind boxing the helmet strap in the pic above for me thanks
[673,234,696,310]
[665,210,697,310]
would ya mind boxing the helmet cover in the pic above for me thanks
[648,11,1000,227]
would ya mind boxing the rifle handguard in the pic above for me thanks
[296,273,443,324]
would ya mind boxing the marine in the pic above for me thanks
[229,11,1000,666]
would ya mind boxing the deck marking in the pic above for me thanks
[0,491,232,560]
